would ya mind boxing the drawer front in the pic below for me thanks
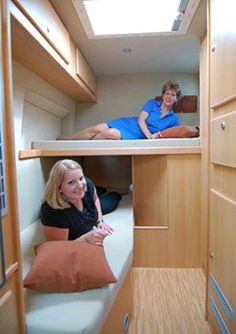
[76,48,96,94]
[211,111,236,167]
[14,0,71,64]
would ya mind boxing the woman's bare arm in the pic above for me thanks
[138,111,153,139]
[93,188,113,234]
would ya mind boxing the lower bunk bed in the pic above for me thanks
[20,193,133,334]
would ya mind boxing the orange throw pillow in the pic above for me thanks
[160,126,199,138]
[23,240,117,292]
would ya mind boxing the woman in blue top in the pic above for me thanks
[57,81,181,140]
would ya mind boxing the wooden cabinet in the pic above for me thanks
[0,1,25,332]
[210,0,236,106]
[10,0,96,102]
[76,48,96,95]
[132,154,201,267]
[14,0,70,64]
[211,111,236,167]
[208,1,236,333]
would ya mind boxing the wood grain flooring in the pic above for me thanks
[128,268,211,334]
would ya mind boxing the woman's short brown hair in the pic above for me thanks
[161,81,182,100]
[44,159,83,209]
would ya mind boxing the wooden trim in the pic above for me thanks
[210,94,236,110]
[211,160,236,170]
[18,149,41,159]
[1,1,25,331]
[100,268,133,334]
[6,263,18,279]
[210,188,236,207]
[134,226,168,230]
[19,147,201,159]
[0,290,13,307]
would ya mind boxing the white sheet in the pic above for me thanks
[32,138,200,149]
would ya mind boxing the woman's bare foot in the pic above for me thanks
[56,135,72,140]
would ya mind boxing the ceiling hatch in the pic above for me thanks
[72,0,201,39]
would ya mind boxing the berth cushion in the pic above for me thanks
[23,240,117,292]
[160,125,199,138]
[21,193,133,334]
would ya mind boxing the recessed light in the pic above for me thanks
[123,48,132,53]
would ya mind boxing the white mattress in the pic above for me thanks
[21,193,133,334]
[32,138,200,149]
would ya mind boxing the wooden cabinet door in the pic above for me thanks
[76,48,96,94]
[14,0,71,64]
[0,1,25,333]
[210,0,236,106]
[209,191,236,334]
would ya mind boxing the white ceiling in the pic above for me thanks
[50,0,207,76]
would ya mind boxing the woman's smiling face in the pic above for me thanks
[162,89,177,109]
[60,168,87,202]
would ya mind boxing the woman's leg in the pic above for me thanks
[57,123,109,140]
[92,128,121,140]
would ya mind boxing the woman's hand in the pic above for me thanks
[83,228,109,246]
[97,221,114,235]
[151,131,163,139]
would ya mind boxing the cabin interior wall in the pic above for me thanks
[12,60,77,231]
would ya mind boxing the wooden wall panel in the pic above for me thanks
[133,154,201,267]
[132,155,168,227]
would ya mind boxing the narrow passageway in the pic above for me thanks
[128,268,211,334]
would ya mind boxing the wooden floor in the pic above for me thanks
[128,268,211,334]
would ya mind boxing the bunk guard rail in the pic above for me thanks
[0,211,6,288]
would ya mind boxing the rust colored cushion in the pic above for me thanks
[23,240,117,292]
[160,126,199,138]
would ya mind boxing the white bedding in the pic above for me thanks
[32,138,200,149]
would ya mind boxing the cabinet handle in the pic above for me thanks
[0,216,6,288]
[46,25,50,33]
[209,252,215,259]
[211,44,216,52]
[220,122,226,130]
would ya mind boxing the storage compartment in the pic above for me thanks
[211,111,236,167]
[76,48,96,94]
[210,0,236,106]
[14,0,71,64]
[209,190,236,334]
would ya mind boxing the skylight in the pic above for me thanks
[83,0,180,36]
[73,0,199,38]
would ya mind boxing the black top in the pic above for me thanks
[41,177,99,240]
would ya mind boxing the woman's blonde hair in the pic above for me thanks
[161,81,182,100]
[44,159,83,209]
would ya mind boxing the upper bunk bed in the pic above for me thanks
[19,138,201,159]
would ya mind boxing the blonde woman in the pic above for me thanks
[41,159,113,246]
